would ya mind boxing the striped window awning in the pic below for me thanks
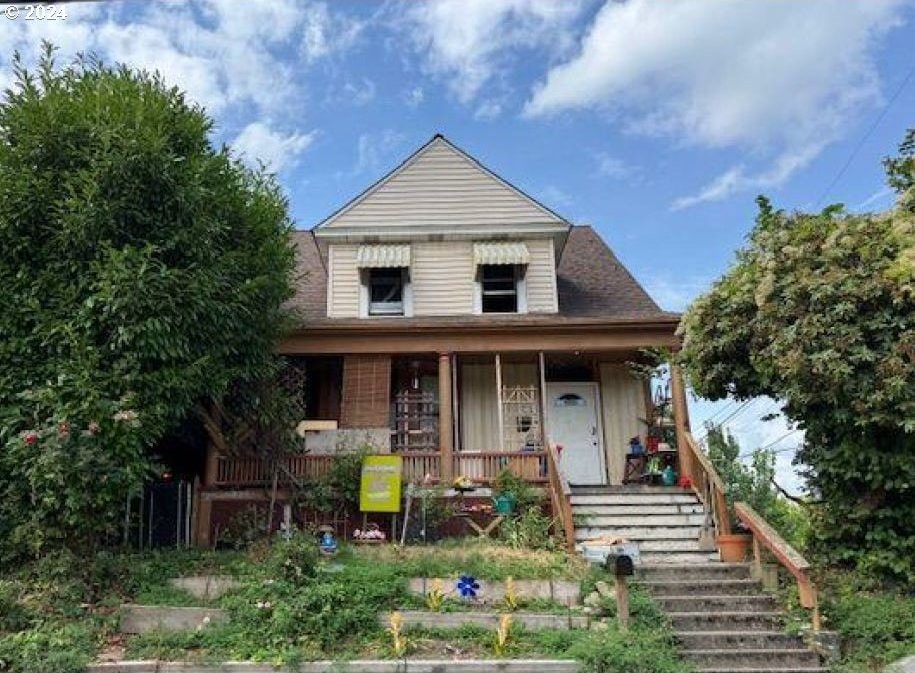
[473,242,530,266]
[356,244,411,268]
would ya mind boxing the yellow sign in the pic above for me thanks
[359,455,403,513]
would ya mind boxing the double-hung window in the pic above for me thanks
[368,267,406,316]
[480,264,520,313]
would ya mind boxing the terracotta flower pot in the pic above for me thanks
[716,533,752,562]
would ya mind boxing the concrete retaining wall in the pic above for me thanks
[119,605,227,634]
[169,576,241,600]
[383,610,588,630]
[408,578,580,605]
[88,660,579,673]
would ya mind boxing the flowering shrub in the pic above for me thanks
[0,387,148,559]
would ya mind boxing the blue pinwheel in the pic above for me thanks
[456,575,480,599]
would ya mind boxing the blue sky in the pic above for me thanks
[5,0,914,491]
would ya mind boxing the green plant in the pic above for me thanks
[263,532,320,585]
[0,621,98,673]
[679,129,915,585]
[493,469,542,511]
[219,505,271,550]
[500,506,556,551]
[425,578,447,611]
[0,45,295,561]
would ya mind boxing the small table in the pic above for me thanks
[456,512,505,538]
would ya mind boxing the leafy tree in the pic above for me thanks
[679,131,915,585]
[0,46,295,559]
[704,424,809,549]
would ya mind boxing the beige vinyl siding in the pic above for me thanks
[524,238,558,313]
[327,244,360,318]
[412,242,475,316]
[324,140,561,229]
[598,364,647,485]
[459,362,538,452]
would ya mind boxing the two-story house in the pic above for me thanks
[195,135,692,545]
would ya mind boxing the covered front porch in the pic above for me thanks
[207,347,692,490]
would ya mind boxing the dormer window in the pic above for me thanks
[368,267,406,316]
[481,265,519,313]
[356,244,412,318]
[473,242,529,314]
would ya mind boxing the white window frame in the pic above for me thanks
[360,267,413,318]
[474,264,527,315]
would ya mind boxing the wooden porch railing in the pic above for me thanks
[546,444,576,550]
[682,431,731,537]
[735,502,820,631]
[213,451,548,488]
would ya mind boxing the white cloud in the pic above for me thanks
[403,86,425,108]
[594,153,633,180]
[232,122,316,173]
[399,0,584,104]
[342,78,376,106]
[525,0,907,206]
[1,1,362,126]
[301,1,363,63]
[474,99,503,120]
[352,130,406,176]
[853,185,896,211]
[671,143,826,209]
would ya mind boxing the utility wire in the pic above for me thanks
[814,64,915,208]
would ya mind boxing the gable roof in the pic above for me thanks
[314,134,569,236]
[286,226,675,327]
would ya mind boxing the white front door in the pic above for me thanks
[546,382,606,485]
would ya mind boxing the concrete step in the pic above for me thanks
[570,493,700,506]
[572,503,705,516]
[683,648,821,669]
[570,485,695,495]
[697,669,826,673]
[668,612,785,632]
[676,631,805,650]
[638,579,763,597]
[574,513,707,527]
[639,552,723,564]
[655,595,778,613]
[638,564,752,581]
[575,525,702,541]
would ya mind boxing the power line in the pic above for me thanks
[814,63,915,208]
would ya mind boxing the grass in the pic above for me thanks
[1,538,675,672]
[343,539,589,580]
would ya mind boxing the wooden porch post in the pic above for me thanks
[495,353,504,451]
[670,362,693,484]
[538,351,549,449]
[438,352,454,481]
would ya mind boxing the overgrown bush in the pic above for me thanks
[499,506,557,551]
[824,574,915,672]
[0,45,294,560]
[263,533,320,585]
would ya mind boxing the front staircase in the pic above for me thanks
[570,485,826,673]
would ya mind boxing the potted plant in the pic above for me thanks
[716,529,752,562]
[493,469,540,515]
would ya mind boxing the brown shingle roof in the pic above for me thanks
[286,226,676,326]
[557,225,668,318]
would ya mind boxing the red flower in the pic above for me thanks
[24,431,38,446]
[58,420,71,438]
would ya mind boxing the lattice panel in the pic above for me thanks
[391,390,439,452]
[501,385,543,451]
[278,357,308,422]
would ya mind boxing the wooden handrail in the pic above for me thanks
[546,444,576,550]
[735,502,820,631]
[682,431,731,537]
